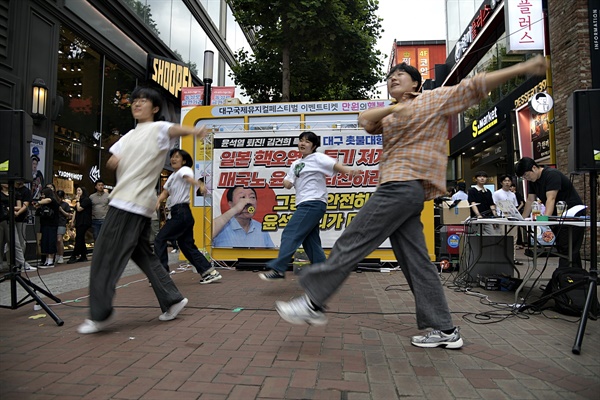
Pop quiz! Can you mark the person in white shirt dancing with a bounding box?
[77,86,208,334]
[259,131,357,281]
[154,148,222,284]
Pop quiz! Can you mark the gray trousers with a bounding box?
[0,221,28,268]
[300,181,454,331]
[88,207,185,322]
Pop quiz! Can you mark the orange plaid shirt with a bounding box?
[377,73,488,201]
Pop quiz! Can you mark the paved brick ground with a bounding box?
[0,256,598,399]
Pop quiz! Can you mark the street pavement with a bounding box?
[0,249,598,399]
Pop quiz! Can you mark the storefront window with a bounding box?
[55,26,102,194]
[101,59,137,182]
[460,42,528,130]
[54,26,140,196]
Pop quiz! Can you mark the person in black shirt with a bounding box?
[34,187,60,267]
[515,157,585,269]
[55,190,72,264]
[467,170,498,235]
[68,186,92,263]
[14,180,31,253]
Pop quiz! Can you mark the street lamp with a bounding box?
[203,50,214,106]
[32,78,48,123]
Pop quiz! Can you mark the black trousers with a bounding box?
[89,207,185,322]
[154,203,211,274]
[72,224,90,259]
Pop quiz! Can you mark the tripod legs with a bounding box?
[2,271,64,326]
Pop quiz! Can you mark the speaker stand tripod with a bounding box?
[0,181,63,326]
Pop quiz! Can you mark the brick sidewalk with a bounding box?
[0,263,598,399]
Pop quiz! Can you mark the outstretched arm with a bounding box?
[484,55,548,92]
[168,125,209,139]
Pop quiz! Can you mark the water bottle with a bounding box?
[531,201,541,221]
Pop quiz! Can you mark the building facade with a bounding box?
[1,0,251,196]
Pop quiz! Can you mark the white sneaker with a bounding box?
[24,264,37,272]
[275,295,328,326]
[56,256,65,264]
[170,249,178,253]
[77,313,115,334]
[411,327,463,349]
[159,298,188,321]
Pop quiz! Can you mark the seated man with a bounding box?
[515,157,585,269]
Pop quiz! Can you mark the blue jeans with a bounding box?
[154,203,212,274]
[92,219,104,240]
[299,181,454,331]
[267,200,327,274]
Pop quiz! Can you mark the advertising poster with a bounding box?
[30,135,46,200]
[211,129,384,249]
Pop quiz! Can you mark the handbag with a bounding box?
[36,205,55,218]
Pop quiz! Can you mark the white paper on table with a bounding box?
[565,205,586,217]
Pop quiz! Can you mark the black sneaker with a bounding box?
[259,270,285,281]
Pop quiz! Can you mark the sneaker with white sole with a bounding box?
[410,327,463,349]
[24,264,37,272]
[159,298,188,321]
[56,256,65,264]
[259,270,285,281]
[77,313,115,334]
[275,295,328,326]
[199,270,222,284]
[38,262,55,269]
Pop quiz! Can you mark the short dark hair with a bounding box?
[299,131,320,151]
[56,190,65,199]
[169,148,193,168]
[474,170,488,178]
[41,187,55,201]
[95,180,104,186]
[515,157,538,177]
[131,86,163,121]
[499,174,513,183]
[226,186,257,202]
[387,63,422,92]
[457,182,466,190]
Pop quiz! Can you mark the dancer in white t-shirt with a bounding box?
[155,149,222,284]
[259,131,357,281]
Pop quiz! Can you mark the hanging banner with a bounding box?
[505,0,545,53]
[210,129,385,249]
[30,135,46,200]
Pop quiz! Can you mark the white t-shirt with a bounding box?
[451,190,468,201]
[285,152,336,205]
[493,188,517,217]
[165,166,194,206]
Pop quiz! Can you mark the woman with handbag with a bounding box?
[34,187,60,267]
[68,186,92,264]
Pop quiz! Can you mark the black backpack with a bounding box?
[539,267,599,319]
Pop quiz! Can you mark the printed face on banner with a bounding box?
[210,130,384,248]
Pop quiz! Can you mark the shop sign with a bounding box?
[514,79,547,108]
[472,107,498,137]
[58,170,83,181]
[455,0,502,63]
[505,0,545,53]
[148,55,194,98]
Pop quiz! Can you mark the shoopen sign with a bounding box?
[472,106,498,137]
[148,55,194,98]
